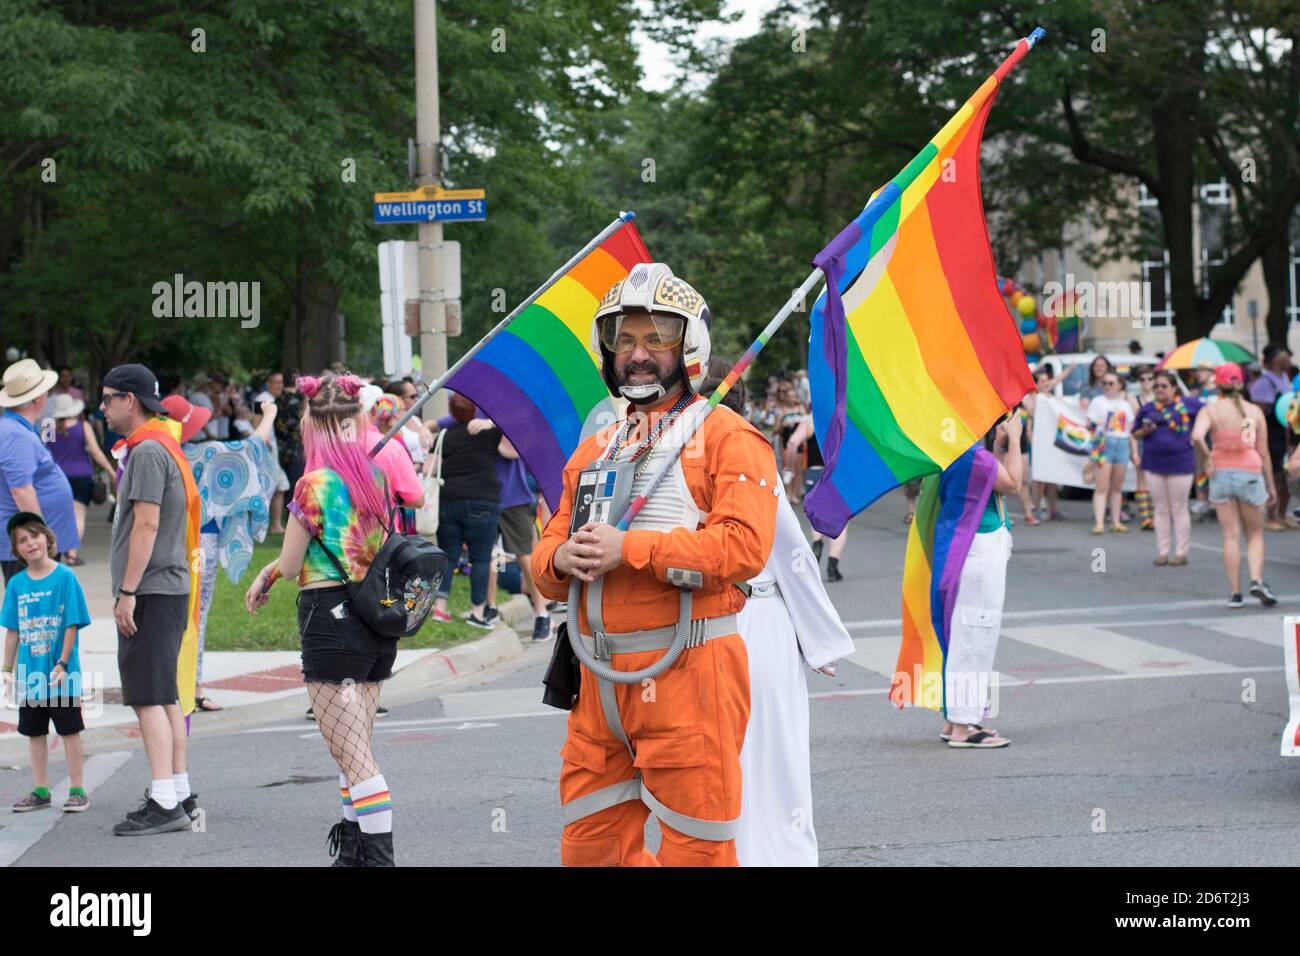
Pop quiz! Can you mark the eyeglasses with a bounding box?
[101,391,132,403]
[600,315,685,353]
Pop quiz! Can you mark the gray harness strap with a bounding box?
[565,614,743,842]
[562,778,642,825]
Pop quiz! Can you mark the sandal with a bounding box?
[194,695,223,712]
[940,723,998,742]
[947,729,1010,749]
[1169,555,1188,566]
[1153,555,1168,566]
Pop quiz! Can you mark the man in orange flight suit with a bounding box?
[532,263,778,866]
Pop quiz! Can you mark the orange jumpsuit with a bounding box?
[532,393,778,866]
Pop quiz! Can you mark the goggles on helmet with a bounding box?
[599,314,685,354]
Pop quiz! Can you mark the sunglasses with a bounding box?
[101,391,133,403]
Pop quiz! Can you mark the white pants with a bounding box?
[736,592,818,866]
[945,526,1011,725]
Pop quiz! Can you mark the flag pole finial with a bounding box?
[1027,26,1046,47]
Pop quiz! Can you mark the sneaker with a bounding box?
[62,792,90,813]
[1227,592,1244,609]
[532,615,553,642]
[465,614,493,630]
[13,791,51,813]
[306,707,316,721]
[460,605,500,623]
[431,609,452,624]
[376,706,389,718]
[181,794,199,819]
[1249,580,1278,607]
[112,797,191,836]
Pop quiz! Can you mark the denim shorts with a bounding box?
[297,585,396,684]
[1208,468,1268,507]
[1099,435,1131,466]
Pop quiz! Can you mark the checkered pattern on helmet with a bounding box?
[654,277,703,317]
[598,279,626,310]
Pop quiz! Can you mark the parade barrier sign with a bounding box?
[1283,616,1300,756]
[1030,394,1136,492]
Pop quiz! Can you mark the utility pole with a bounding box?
[414,0,448,421]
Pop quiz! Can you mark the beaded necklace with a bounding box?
[1152,398,1191,434]
[604,392,697,478]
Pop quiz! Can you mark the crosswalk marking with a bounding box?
[846,636,1009,687]
[439,686,546,719]
[1001,625,1229,674]
[1178,616,1280,646]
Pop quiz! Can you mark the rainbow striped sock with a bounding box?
[349,774,392,834]
[339,773,357,823]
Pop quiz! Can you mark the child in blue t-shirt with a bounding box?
[0,513,91,813]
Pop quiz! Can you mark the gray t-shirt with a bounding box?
[110,440,191,596]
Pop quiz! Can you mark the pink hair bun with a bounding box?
[336,375,364,397]
[296,375,322,399]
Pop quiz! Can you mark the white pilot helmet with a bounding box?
[591,262,712,402]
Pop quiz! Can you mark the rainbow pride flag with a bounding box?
[804,32,1040,537]
[892,444,998,711]
[446,222,652,509]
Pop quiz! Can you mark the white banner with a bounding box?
[1284,616,1300,757]
[1030,394,1136,492]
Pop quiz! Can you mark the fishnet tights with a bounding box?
[307,680,383,783]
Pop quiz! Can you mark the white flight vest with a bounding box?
[599,402,708,534]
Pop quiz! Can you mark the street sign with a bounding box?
[373,185,486,224]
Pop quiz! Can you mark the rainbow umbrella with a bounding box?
[1158,338,1254,370]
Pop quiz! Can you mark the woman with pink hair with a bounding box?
[244,372,398,866]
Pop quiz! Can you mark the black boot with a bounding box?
[826,557,843,582]
[327,820,363,867]
[359,830,396,867]
[812,539,824,563]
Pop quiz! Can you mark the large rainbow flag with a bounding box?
[446,222,652,509]
[892,443,998,711]
[804,32,1040,537]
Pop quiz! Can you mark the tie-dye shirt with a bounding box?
[288,468,387,586]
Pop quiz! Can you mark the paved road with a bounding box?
[6,491,1299,866]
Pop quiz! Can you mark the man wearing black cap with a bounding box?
[100,364,196,836]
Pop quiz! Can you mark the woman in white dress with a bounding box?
[705,366,855,866]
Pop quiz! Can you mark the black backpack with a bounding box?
[310,497,448,640]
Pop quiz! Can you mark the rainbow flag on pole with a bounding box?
[446,222,652,509]
[892,443,998,711]
[804,31,1041,537]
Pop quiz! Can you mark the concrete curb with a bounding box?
[0,595,531,766]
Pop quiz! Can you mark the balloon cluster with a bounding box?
[998,277,1047,361]
[998,277,1083,362]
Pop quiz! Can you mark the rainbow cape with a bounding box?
[892,444,998,711]
[125,418,202,717]
[446,222,652,509]
[805,33,1040,537]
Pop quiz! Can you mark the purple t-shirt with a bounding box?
[50,419,93,479]
[496,457,534,510]
[0,412,79,559]
[1249,369,1293,406]
[1134,396,1202,475]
